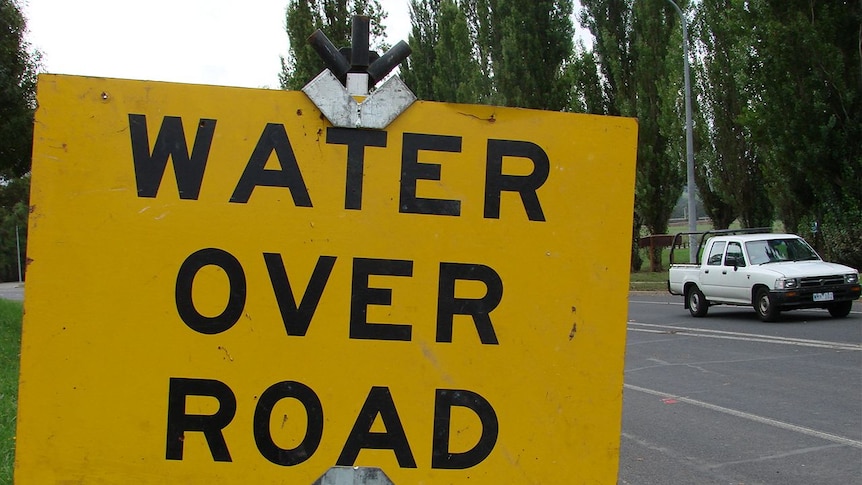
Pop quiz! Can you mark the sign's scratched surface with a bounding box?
[15,74,638,483]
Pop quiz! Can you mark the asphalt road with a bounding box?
[621,292,862,485]
[0,281,23,301]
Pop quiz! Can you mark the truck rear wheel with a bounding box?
[827,301,852,318]
[687,286,709,317]
[754,288,780,322]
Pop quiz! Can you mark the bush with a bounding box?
[820,220,862,270]
[0,176,28,282]
[798,209,862,270]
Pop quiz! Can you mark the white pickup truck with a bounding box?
[667,229,861,321]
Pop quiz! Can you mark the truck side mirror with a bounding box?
[726,255,743,269]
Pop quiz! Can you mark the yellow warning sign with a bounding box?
[15,74,637,483]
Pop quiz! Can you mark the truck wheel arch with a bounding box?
[686,284,709,317]
[753,286,780,322]
[683,283,698,309]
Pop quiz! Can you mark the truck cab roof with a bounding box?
[708,233,800,242]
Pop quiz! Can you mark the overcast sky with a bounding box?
[22,0,412,89]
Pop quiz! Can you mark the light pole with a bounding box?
[665,0,698,262]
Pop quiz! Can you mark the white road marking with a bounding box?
[627,322,862,351]
[625,383,862,449]
[629,299,684,306]
[629,297,862,315]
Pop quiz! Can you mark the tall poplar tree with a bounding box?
[744,0,862,266]
[490,0,575,110]
[690,87,736,229]
[401,0,484,103]
[404,0,574,109]
[280,0,387,90]
[633,0,686,270]
[578,0,636,117]
[400,0,440,100]
[693,0,772,229]
[580,0,687,271]
[432,0,484,103]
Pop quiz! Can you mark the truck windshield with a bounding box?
[745,238,820,264]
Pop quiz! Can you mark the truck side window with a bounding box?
[725,242,746,267]
[707,241,726,266]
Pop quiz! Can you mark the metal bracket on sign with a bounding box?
[302,70,416,129]
[302,16,416,130]
[311,466,395,485]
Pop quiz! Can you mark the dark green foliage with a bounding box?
[693,155,736,229]
[568,47,608,114]
[280,0,318,90]
[279,0,387,90]
[743,0,862,268]
[403,0,574,108]
[668,0,860,266]
[432,1,484,103]
[631,0,687,241]
[0,176,27,282]
[401,0,485,103]
[690,65,735,229]
[400,0,439,100]
[818,208,862,270]
[0,1,35,283]
[630,211,644,272]
[489,0,575,110]
[578,0,636,117]
[0,0,38,179]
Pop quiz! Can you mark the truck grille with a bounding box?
[800,275,844,288]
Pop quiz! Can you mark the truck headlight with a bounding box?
[846,273,859,284]
[775,277,799,289]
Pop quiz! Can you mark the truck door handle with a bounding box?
[722,270,727,275]
[704,270,709,274]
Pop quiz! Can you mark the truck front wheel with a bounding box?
[754,288,780,322]
[827,301,852,318]
[687,286,709,317]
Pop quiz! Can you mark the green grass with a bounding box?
[629,269,669,291]
[630,238,684,291]
[0,299,23,485]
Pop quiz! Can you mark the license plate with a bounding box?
[813,292,834,302]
